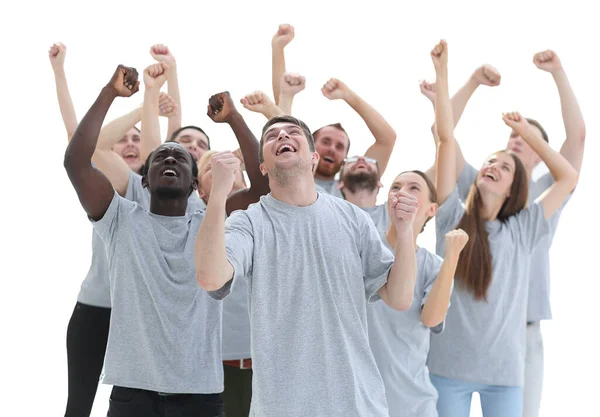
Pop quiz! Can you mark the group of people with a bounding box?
[52,24,585,417]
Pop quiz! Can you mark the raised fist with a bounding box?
[240,91,274,115]
[390,191,419,231]
[419,80,436,102]
[502,111,530,133]
[280,72,306,96]
[49,43,67,71]
[210,151,242,200]
[143,62,168,90]
[471,64,501,87]
[158,92,178,118]
[321,78,351,101]
[108,65,140,97]
[207,91,238,123]
[533,50,562,73]
[444,229,469,258]
[272,24,295,49]
[150,44,176,67]
[430,40,448,70]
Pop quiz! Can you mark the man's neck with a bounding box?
[149,196,189,216]
[343,187,379,208]
[270,174,318,207]
[314,171,336,182]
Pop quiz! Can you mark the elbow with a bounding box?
[196,273,220,292]
[388,294,413,311]
[421,314,444,329]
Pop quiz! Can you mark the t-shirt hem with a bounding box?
[429,371,522,388]
[76,293,111,308]
[222,353,252,360]
[101,377,223,394]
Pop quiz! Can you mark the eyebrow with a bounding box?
[266,124,299,135]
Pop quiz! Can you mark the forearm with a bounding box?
[421,253,458,327]
[97,106,141,150]
[522,125,577,183]
[278,93,293,115]
[384,232,417,310]
[264,103,285,119]
[140,89,162,162]
[65,87,116,166]
[434,69,458,202]
[451,77,478,127]
[195,197,231,290]
[53,69,78,140]
[346,92,396,148]
[272,47,286,105]
[227,113,266,190]
[166,62,182,139]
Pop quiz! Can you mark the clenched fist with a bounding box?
[430,40,448,71]
[107,65,140,97]
[419,80,436,102]
[390,191,419,232]
[207,91,239,123]
[210,151,242,200]
[150,44,177,67]
[533,50,562,73]
[49,42,67,71]
[159,92,178,118]
[471,65,501,87]
[143,62,169,90]
[272,24,295,49]
[321,78,352,101]
[444,229,469,258]
[280,72,306,97]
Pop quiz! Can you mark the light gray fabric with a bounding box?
[429,187,550,386]
[92,192,222,394]
[368,247,445,417]
[218,192,394,417]
[314,178,344,199]
[456,164,570,322]
[222,273,251,360]
[363,203,390,237]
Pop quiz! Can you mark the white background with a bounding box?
[1,0,597,416]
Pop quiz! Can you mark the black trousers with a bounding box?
[222,364,252,417]
[65,302,111,417]
[107,387,224,417]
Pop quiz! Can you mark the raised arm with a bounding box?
[195,152,240,291]
[502,112,578,219]
[322,78,397,176]
[151,44,182,141]
[432,41,456,205]
[240,91,284,120]
[64,66,139,220]
[533,50,586,173]
[49,43,78,140]
[278,72,306,115]
[207,92,271,213]
[423,65,501,181]
[421,230,468,328]
[140,62,169,163]
[378,192,418,310]
[271,24,295,105]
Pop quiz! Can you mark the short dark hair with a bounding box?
[312,123,350,155]
[168,125,211,149]
[525,118,549,144]
[142,147,199,179]
[259,116,315,164]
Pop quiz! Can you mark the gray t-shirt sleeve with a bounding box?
[89,191,130,246]
[457,163,478,202]
[420,253,448,335]
[436,188,466,238]
[508,202,551,253]
[359,211,395,303]
[211,211,254,301]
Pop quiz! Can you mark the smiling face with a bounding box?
[387,171,438,233]
[260,122,318,180]
[112,127,142,172]
[172,128,210,161]
[143,143,198,199]
[340,155,380,193]
[313,126,349,178]
[476,151,517,199]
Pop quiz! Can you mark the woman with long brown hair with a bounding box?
[426,40,577,417]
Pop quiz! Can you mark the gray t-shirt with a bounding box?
[363,203,390,236]
[76,171,204,308]
[368,247,445,417]
[457,164,570,322]
[314,178,344,199]
[216,192,394,417]
[222,272,251,361]
[428,187,550,386]
[92,192,223,394]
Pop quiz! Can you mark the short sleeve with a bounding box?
[90,191,133,248]
[435,187,466,256]
[457,163,478,202]
[208,211,254,301]
[507,202,551,253]
[420,253,450,335]
[358,211,394,303]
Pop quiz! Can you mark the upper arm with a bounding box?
[64,156,116,221]
[537,180,576,221]
[364,141,395,178]
[560,136,585,174]
[225,212,255,281]
[91,149,131,196]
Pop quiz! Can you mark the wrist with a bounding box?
[226,111,243,126]
[551,67,566,78]
[144,87,161,96]
[102,85,119,100]
[443,249,461,263]
[344,90,360,107]
[395,225,414,241]
[53,67,66,77]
